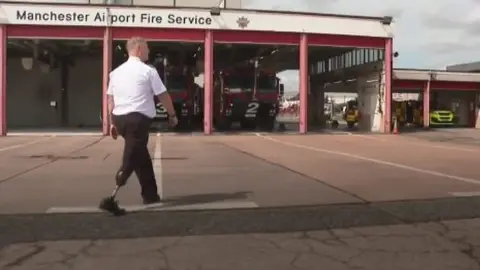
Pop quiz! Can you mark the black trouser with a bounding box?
[112,112,158,200]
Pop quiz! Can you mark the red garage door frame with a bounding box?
[4,25,105,136]
[394,79,479,91]
[213,31,386,48]
[430,81,479,91]
[393,80,424,89]
[111,28,205,42]
[308,34,385,48]
[7,25,104,39]
[213,30,299,45]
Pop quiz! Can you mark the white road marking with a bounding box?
[45,201,259,214]
[324,130,353,135]
[0,136,55,153]
[154,133,163,199]
[350,133,480,153]
[255,133,480,186]
[399,140,480,153]
[7,132,102,136]
[349,134,387,141]
[449,191,480,197]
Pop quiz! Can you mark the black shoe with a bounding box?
[99,196,127,216]
[143,194,161,205]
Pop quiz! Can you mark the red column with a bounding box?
[299,34,308,134]
[102,27,112,136]
[384,38,393,133]
[423,80,430,128]
[0,25,6,136]
[203,30,213,135]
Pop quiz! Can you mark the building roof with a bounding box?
[394,68,480,82]
[445,62,480,72]
[1,0,387,21]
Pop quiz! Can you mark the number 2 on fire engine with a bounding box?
[246,102,259,114]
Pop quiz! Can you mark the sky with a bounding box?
[241,0,480,94]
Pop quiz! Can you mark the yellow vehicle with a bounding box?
[343,99,360,128]
[429,110,456,126]
[413,105,423,126]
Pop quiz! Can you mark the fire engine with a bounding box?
[213,65,280,131]
[152,58,201,131]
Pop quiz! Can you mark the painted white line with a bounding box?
[350,133,480,153]
[8,132,102,136]
[255,133,480,186]
[45,200,259,214]
[402,140,480,153]
[449,191,480,197]
[324,130,352,135]
[349,134,387,141]
[0,136,55,153]
[154,133,163,200]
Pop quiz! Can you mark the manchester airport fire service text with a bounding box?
[16,10,213,26]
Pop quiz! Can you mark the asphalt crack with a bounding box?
[2,243,46,269]
[155,237,184,270]
[54,240,98,268]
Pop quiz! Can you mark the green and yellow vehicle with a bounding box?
[429,109,456,126]
[343,99,360,129]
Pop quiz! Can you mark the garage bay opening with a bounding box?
[213,43,297,132]
[6,39,103,133]
[309,47,386,132]
[112,40,203,133]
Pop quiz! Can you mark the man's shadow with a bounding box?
[151,191,253,208]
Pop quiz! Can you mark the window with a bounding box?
[359,49,365,64]
[166,74,189,90]
[257,74,277,90]
[379,50,385,61]
[345,52,351,67]
[367,49,373,62]
[372,49,378,61]
[223,74,253,89]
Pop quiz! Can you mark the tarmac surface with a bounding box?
[2,129,480,269]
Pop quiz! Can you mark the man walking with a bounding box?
[103,37,177,208]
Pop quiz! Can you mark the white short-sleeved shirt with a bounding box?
[107,57,167,119]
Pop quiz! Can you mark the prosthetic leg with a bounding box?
[99,185,127,216]
[99,170,130,216]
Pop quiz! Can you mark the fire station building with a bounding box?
[0,0,478,135]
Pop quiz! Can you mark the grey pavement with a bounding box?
[2,131,480,269]
[3,217,480,270]
[400,128,480,147]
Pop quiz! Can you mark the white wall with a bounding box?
[357,69,384,132]
[6,57,102,129]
